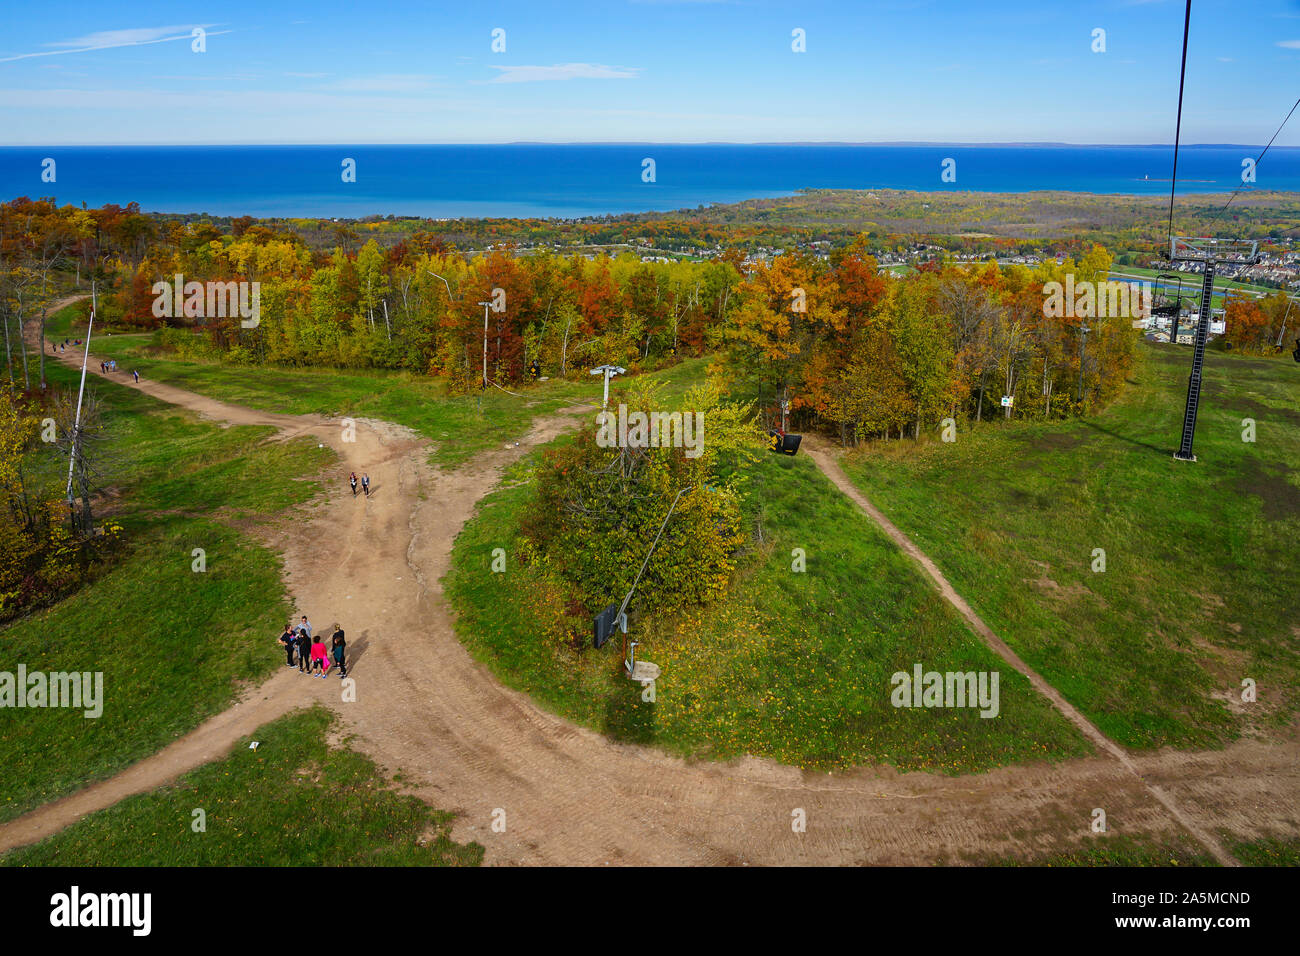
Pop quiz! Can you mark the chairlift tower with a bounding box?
[1167,237,1260,462]
[592,487,691,686]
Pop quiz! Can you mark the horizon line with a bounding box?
[0,140,1290,149]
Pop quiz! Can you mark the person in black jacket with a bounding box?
[278,623,297,667]
[295,628,312,674]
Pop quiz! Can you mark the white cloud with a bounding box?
[1278,40,1300,48]
[46,26,200,48]
[487,63,640,83]
[0,24,229,63]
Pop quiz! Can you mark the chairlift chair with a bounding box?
[1150,270,1185,318]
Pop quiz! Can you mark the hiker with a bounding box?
[295,627,312,674]
[361,473,371,497]
[299,615,312,639]
[132,370,140,383]
[278,623,297,667]
[349,472,358,497]
[330,625,347,679]
[309,635,330,678]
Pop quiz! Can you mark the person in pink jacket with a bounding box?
[309,638,330,678]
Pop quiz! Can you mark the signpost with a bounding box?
[589,364,625,409]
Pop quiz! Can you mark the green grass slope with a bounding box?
[2,706,482,866]
[841,342,1300,750]
[0,361,330,823]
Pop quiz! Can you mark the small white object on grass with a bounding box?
[249,741,260,751]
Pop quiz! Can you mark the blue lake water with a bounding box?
[1,144,1295,219]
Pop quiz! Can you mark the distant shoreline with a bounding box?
[3,143,1296,221]
[2,142,1297,150]
[6,185,1300,224]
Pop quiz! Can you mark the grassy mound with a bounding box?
[448,437,1090,773]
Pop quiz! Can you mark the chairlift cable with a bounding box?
[1215,93,1300,223]
[1165,0,1193,246]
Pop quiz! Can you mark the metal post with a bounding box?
[1077,324,1089,404]
[473,299,492,390]
[616,486,690,673]
[66,281,95,501]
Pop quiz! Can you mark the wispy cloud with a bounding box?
[0,24,230,63]
[487,63,641,83]
[47,26,198,48]
[1278,39,1300,48]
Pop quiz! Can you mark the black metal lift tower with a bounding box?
[1168,236,1260,462]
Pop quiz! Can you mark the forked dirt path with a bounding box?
[3,304,1297,864]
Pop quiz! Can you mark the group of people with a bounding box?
[349,472,371,498]
[44,339,141,382]
[96,359,138,381]
[278,616,347,679]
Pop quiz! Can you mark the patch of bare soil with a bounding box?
[1025,559,1095,604]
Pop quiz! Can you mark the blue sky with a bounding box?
[2,0,1298,145]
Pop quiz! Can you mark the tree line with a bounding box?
[4,198,1145,439]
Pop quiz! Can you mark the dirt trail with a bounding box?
[3,306,1297,864]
